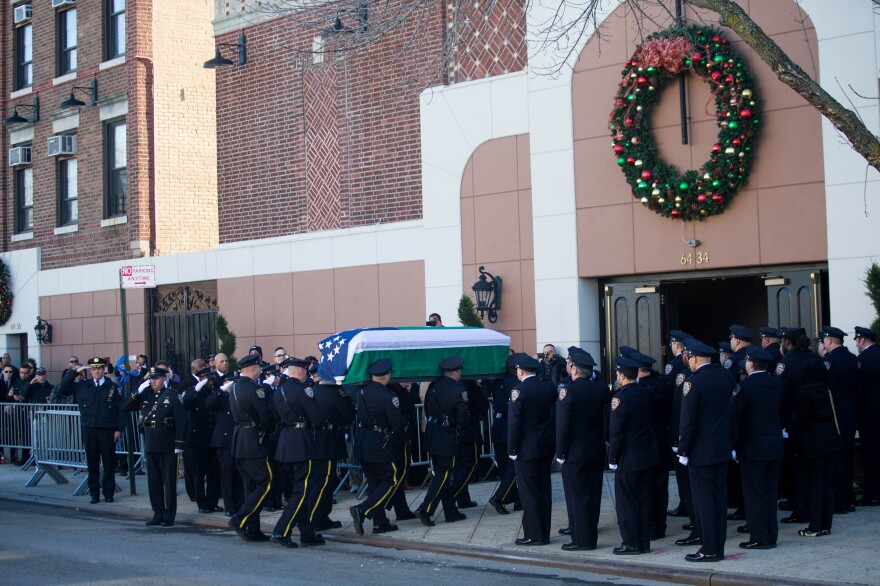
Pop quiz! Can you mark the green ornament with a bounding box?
[728,120,739,130]
[713,55,723,62]
[638,181,648,189]
[617,157,625,166]
[679,181,689,191]
[712,179,721,187]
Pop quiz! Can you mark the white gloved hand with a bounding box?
[609,463,618,471]
[195,379,208,392]
[221,381,234,392]
[555,458,565,465]
[174,449,183,454]
[782,428,789,439]
[509,454,518,461]
[732,450,738,462]
[137,380,150,393]
[264,375,276,386]
[678,455,689,466]
[671,446,679,454]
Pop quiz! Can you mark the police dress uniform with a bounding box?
[181,372,221,512]
[637,369,674,538]
[228,354,277,540]
[57,358,127,503]
[206,379,244,516]
[730,356,784,548]
[855,328,880,506]
[555,357,609,550]
[664,331,693,519]
[677,340,735,561]
[488,359,520,510]
[351,360,408,534]
[509,355,557,545]
[384,382,418,520]
[451,378,487,509]
[311,381,356,529]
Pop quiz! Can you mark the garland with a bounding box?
[609,25,760,220]
[0,259,12,326]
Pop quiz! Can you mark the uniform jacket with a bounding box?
[608,382,658,471]
[314,382,356,460]
[555,376,608,462]
[274,378,322,463]
[489,374,518,445]
[508,375,556,460]
[824,345,859,434]
[777,348,820,426]
[206,388,235,450]
[678,363,734,466]
[229,376,276,459]
[423,376,470,457]
[669,367,691,447]
[58,369,127,430]
[458,379,488,449]
[795,382,842,461]
[124,386,186,453]
[730,345,753,381]
[181,376,216,449]
[765,342,782,365]
[857,344,880,423]
[355,381,407,464]
[729,371,784,462]
[640,372,673,447]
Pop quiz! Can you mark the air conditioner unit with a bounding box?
[9,146,32,167]
[52,0,75,8]
[13,4,32,24]
[47,135,77,157]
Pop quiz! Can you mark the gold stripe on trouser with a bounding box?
[500,473,516,501]
[309,460,331,522]
[386,443,409,506]
[364,462,397,516]
[453,443,479,498]
[424,456,454,513]
[283,460,312,536]
[239,457,273,530]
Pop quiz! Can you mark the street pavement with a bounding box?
[0,462,874,585]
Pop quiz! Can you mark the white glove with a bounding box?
[137,380,150,393]
[732,450,738,462]
[195,379,208,392]
[609,463,618,471]
[264,375,276,386]
[509,454,518,461]
[174,449,183,454]
[555,458,565,465]
[671,446,679,454]
[221,381,234,392]
[678,455,689,466]
[782,428,789,439]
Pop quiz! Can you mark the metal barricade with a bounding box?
[0,402,78,469]
[26,410,87,490]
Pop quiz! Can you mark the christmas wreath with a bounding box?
[0,259,12,326]
[609,25,760,220]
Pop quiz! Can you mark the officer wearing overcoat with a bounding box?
[205,371,243,516]
[488,355,520,514]
[311,376,356,530]
[450,379,488,509]
[855,326,880,506]
[181,362,221,514]
[57,357,127,504]
[665,330,693,520]
[384,382,418,521]
[124,366,187,526]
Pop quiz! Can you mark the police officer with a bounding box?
[228,353,276,542]
[509,354,556,546]
[855,326,880,506]
[57,357,127,504]
[488,355,520,514]
[351,359,408,535]
[125,366,186,525]
[205,368,243,517]
[181,360,222,514]
[609,356,658,555]
[665,330,693,520]
[451,378,487,510]
[730,347,784,549]
[677,338,735,562]
[415,357,469,526]
[555,352,608,551]
[818,326,859,513]
[728,324,756,381]
[272,357,325,547]
[384,381,418,522]
[760,327,782,364]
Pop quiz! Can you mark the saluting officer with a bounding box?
[555,352,608,551]
[609,356,659,555]
[665,330,693,521]
[855,326,880,506]
[228,353,277,542]
[206,369,243,517]
[416,356,470,526]
[124,366,186,526]
[677,339,735,562]
[181,360,222,514]
[351,359,408,536]
[272,357,325,548]
[57,357,127,504]
[509,354,557,546]
[730,347,784,549]
[488,355,520,514]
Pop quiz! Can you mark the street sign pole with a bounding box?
[119,267,136,496]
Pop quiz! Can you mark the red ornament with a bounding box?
[712,194,724,204]
[640,170,652,180]
[711,71,722,82]
[712,143,722,153]
[697,194,707,203]
[631,136,640,145]
[671,210,682,218]
[616,98,624,106]
[732,138,742,147]
[712,35,720,42]
[725,75,734,83]
[613,144,624,154]
[637,76,648,85]
[626,157,635,165]
[624,117,634,127]
[692,52,702,62]
[740,108,753,119]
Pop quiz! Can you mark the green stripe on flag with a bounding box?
[343,344,509,384]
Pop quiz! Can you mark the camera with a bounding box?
[426,320,436,327]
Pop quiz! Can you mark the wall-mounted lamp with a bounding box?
[204,34,247,68]
[59,78,98,109]
[471,266,502,323]
[323,5,368,35]
[34,317,52,345]
[3,97,39,126]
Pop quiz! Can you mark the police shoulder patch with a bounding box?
[462,390,469,402]
[775,363,785,376]
[675,373,686,387]
[723,359,732,369]
[391,396,400,408]
[732,384,741,397]
[611,397,620,411]
[304,386,315,399]
[558,388,568,401]
[256,388,265,399]
[664,363,673,375]
[682,382,692,396]
[823,361,832,371]
[511,389,520,403]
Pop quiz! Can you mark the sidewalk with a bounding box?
[0,462,873,585]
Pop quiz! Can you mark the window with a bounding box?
[106,0,126,59]
[15,22,33,90]
[15,166,34,234]
[58,158,78,226]
[58,8,77,75]
[106,120,127,217]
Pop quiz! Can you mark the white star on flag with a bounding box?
[338,339,346,346]
[327,354,334,362]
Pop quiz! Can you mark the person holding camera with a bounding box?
[426,313,444,327]
[124,366,186,526]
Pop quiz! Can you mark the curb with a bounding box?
[0,494,842,586]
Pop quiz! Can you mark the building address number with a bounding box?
[681,251,710,265]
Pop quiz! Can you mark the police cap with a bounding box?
[148,366,169,379]
[729,324,754,341]
[505,354,518,369]
[669,330,691,342]
[571,352,596,368]
[195,367,213,378]
[567,346,586,357]
[621,347,655,367]
[237,354,262,369]
[685,339,716,357]
[855,326,877,340]
[439,356,464,371]
[87,357,106,368]
[514,353,540,372]
[616,356,642,370]
[819,325,846,340]
[35,367,46,375]
[281,357,311,369]
[368,359,393,376]
[779,327,806,339]
[718,341,733,354]
[759,327,779,339]
[745,347,773,363]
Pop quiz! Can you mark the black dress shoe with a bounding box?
[848,504,857,512]
[682,522,693,531]
[675,536,702,546]
[160,521,174,527]
[90,497,100,504]
[350,506,365,536]
[395,511,417,522]
[105,496,114,503]
[457,500,478,509]
[558,527,572,535]
[272,533,299,548]
[314,520,342,531]
[667,507,688,517]
[225,511,234,518]
[199,508,212,514]
[685,552,723,562]
[445,512,467,523]
[737,524,750,534]
[515,538,547,546]
[513,502,523,511]
[264,506,279,513]
[561,543,595,551]
[145,519,161,526]
[416,510,435,527]
[650,530,665,540]
[727,510,745,521]
[248,531,271,542]
[229,517,253,541]
[781,514,805,524]
[612,545,643,555]
[208,505,224,513]
[488,496,509,515]
[373,524,399,535]
[739,541,775,549]
[300,534,326,546]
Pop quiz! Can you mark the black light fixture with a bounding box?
[204,34,247,68]
[471,266,503,323]
[59,78,98,109]
[34,317,52,345]
[3,97,40,126]
[323,5,367,35]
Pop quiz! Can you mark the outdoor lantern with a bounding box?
[34,317,52,344]
[204,34,247,68]
[471,266,502,323]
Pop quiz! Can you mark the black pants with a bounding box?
[451,442,479,506]
[385,442,413,517]
[273,460,319,539]
[833,432,856,510]
[233,457,273,535]
[650,460,670,536]
[741,458,781,545]
[673,458,696,536]
[615,466,652,550]
[313,460,338,525]
[803,453,835,532]
[562,460,603,547]
[146,451,178,523]
[183,446,196,502]
[492,444,519,505]
[419,454,457,518]
[216,447,244,514]
[358,460,395,526]
[859,425,880,502]
[515,456,552,542]
[689,462,727,557]
[82,427,116,499]
[190,446,220,509]
[727,459,743,511]
[267,445,288,508]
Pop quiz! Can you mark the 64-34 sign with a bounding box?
[120,265,156,289]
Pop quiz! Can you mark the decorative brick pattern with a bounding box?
[447,0,527,84]
[303,64,341,232]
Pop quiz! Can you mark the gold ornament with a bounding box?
[634,159,643,167]
[742,89,753,98]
